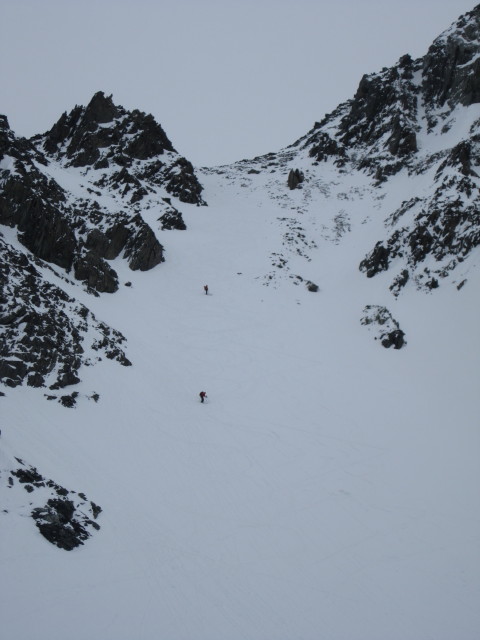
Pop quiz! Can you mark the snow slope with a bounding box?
[1,151,479,640]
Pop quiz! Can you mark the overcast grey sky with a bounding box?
[1,0,476,166]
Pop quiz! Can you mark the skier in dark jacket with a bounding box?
[199,391,207,403]
[204,285,208,295]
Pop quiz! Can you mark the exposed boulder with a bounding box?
[361,305,406,349]
[381,329,406,349]
[6,458,102,551]
[287,168,304,190]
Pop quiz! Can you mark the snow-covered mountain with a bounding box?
[1,6,479,640]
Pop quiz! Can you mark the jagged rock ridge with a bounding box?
[0,112,165,293]
[37,91,206,206]
[266,4,480,295]
[1,92,207,393]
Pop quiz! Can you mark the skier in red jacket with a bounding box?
[199,391,207,403]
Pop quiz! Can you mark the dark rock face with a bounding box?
[286,5,480,294]
[1,116,165,293]
[360,134,480,291]
[0,119,77,271]
[42,91,174,165]
[381,329,406,350]
[287,168,304,190]
[7,458,102,550]
[359,242,390,278]
[339,61,419,157]
[126,111,174,160]
[123,214,164,270]
[85,224,130,260]
[0,239,131,390]
[18,208,76,271]
[295,6,480,188]
[73,252,119,293]
[162,157,207,204]
[39,91,205,206]
[297,57,420,181]
[437,138,479,178]
[159,200,187,230]
[390,269,410,297]
[0,94,198,396]
[32,497,98,550]
[308,131,346,163]
[422,7,480,110]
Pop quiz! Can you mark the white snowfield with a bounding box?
[1,126,480,640]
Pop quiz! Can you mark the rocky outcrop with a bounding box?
[361,305,406,349]
[359,242,390,278]
[123,214,164,270]
[296,54,420,181]
[0,238,131,390]
[289,5,480,294]
[338,57,419,157]
[41,91,175,165]
[73,252,119,293]
[162,156,206,204]
[38,91,206,206]
[1,116,165,293]
[159,199,187,230]
[5,457,102,550]
[422,6,480,112]
[295,6,480,187]
[287,168,304,190]
[308,130,346,163]
[360,132,480,292]
[0,118,77,270]
[0,94,199,396]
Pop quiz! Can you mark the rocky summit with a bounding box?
[0,92,210,394]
